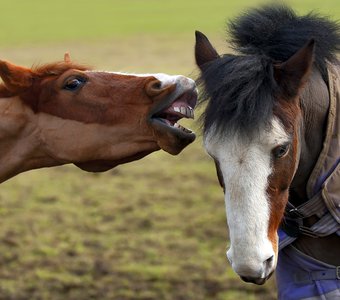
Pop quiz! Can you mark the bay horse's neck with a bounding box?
[0,96,58,182]
[290,68,330,205]
[290,66,340,266]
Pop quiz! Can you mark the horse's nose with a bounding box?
[239,256,274,285]
[145,79,176,97]
[236,255,274,283]
[228,247,275,282]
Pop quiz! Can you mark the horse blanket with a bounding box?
[277,63,340,299]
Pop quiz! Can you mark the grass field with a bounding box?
[0,1,339,299]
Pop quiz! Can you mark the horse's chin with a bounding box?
[74,150,157,172]
[151,119,196,155]
[240,271,274,285]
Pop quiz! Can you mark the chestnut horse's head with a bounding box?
[0,54,197,174]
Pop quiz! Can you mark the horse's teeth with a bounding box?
[172,122,193,134]
[171,105,194,118]
[187,107,194,119]
[189,107,194,119]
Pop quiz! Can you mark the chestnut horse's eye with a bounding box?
[272,144,290,159]
[63,77,86,91]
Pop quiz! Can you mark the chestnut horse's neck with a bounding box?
[0,96,57,182]
[290,67,330,204]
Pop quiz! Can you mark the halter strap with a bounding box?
[294,266,340,284]
[281,196,340,238]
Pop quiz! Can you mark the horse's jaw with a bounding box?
[148,87,197,155]
[73,148,159,172]
[150,119,195,155]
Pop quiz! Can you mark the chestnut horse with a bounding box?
[0,54,197,183]
[195,5,340,299]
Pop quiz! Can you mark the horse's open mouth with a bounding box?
[150,89,197,137]
[153,105,194,133]
[148,87,197,155]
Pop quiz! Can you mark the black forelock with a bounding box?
[198,54,278,137]
[198,5,340,137]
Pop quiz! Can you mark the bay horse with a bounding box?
[0,53,197,183]
[195,5,340,299]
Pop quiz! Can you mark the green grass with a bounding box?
[0,0,339,46]
[0,1,339,299]
[0,142,278,300]
[0,0,247,45]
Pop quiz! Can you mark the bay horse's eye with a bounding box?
[63,77,87,91]
[272,144,290,159]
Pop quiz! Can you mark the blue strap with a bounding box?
[294,266,340,284]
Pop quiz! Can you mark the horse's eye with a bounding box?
[273,144,290,159]
[63,77,86,91]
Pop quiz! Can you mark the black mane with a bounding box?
[228,5,340,77]
[199,5,340,137]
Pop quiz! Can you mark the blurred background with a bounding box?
[0,1,338,299]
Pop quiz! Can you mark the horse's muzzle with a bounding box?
[240,270,274,285]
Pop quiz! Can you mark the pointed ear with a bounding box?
[64,52,71,63]
[195,31,219,70]
[274,39,315,99]
[0,60,33,92]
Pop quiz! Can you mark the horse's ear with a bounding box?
[195,31,219,70]
[274,39,315,99]
[0,60,33,92]
[64,52,71,63]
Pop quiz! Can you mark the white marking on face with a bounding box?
[204,117,289,279]
[89,71,196,92]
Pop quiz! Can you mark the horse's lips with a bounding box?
[149,88,197,153]
[150,119,195,155]
[240,270,274,285]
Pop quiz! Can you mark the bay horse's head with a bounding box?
[195,5,340,284]
[195,32,314,284]
[0,54,197,175]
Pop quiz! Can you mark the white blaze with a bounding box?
[204,118,289,278]
[89,71,196,91]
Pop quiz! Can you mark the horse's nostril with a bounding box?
[266,255,274,264]
[264,255,274,273]
[151,81,162,90]
[145,79,164,96]
[153,82,162,89]
[266,255,274,267]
